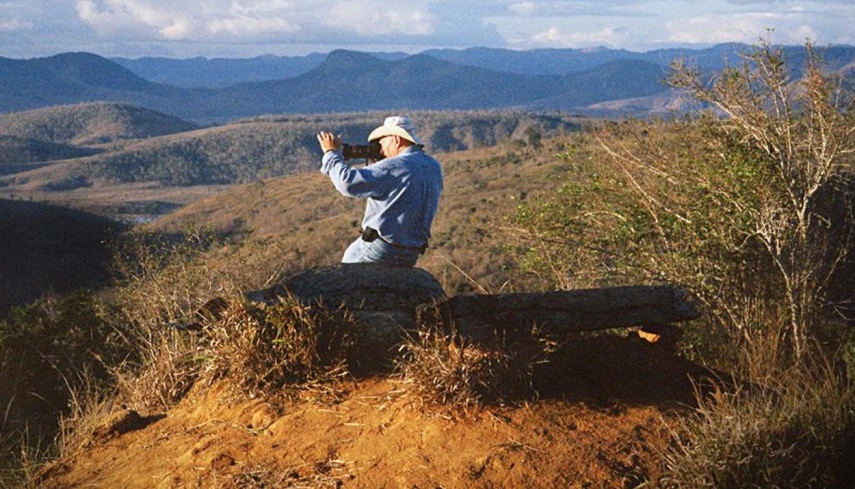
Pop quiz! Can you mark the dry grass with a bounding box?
[229,458,352,488]
[0,429,43,489]
[55,369,120,460]
[107,227,297,410]
[112,328,204,412]
[198,296,360,399]
[111,294,365,410]
[661,349,855,488]
[395,321,557,407]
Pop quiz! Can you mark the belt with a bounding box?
[361,227,427,254]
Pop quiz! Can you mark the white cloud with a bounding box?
[528,26,627,48]
[159,19,194,40]
[666,12,818,45]
[508,1,539,15]
[506,0,650,18]
[76,0,184,38]
[206,0,300,36]
[326,1,435,36]
[207,16,300,36]
[73,0,438,44]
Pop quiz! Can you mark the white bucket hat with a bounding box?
[367,116,423,145]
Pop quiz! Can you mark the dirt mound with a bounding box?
[37,334,712,488]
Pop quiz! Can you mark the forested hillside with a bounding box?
[0,135,96,171]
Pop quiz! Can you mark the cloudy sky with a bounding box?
[1,0,853,59]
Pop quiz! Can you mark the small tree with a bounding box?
[669,39,855,359]
[509,40,854,366]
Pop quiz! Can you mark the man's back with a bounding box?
[317,116,443,267]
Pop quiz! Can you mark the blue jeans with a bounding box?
[341,238,420,267]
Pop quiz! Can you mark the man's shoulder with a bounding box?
[383,148,432,164]
[405,148,440,164]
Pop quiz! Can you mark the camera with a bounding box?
[343,141,383,161]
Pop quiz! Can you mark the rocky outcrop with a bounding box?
[244,264,699,345]
[418,285,700,341]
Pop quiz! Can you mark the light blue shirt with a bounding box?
[321,146,443,248]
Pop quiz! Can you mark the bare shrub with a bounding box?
[110,227,271,325]
[668,39,855,360]
[510,40,854,366]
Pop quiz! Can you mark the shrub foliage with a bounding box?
[511,40,855,365]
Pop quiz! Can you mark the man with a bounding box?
[317,116,443,267]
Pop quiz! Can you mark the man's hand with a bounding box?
[317,131,342,153]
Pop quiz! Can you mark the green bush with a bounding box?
[0,291,119,455]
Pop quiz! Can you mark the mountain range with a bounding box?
[3,44,852,123]
[111,43,855,87]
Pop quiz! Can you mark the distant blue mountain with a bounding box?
[0,52,192,114]
[2,44,853,122]
[112,43,855,86]
[112,53,329,88]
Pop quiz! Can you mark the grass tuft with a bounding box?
[198,295,360,399]
[396,322,556,407]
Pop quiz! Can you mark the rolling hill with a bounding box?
[0,135,96,172]
[0,126,568,314]
[0,102,199,147]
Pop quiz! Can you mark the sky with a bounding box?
[1,0,853,59]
